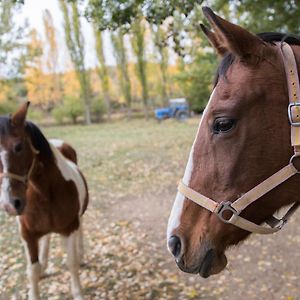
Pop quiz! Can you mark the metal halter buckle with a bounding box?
[288,103,300,126]
[290,153,300,173]
[215,201,239,224]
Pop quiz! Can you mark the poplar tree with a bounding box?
[111,30,132,117]
[60,0,92,124]
[43,9,62,107]
[152,25,169,106]
[93,26,112,120]
[131,15,149,119]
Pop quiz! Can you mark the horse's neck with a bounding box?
[28,154,56,194]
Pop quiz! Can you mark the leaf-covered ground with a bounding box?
[0,118,299,300]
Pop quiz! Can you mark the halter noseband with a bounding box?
[178,42,300,234]
[0,139,39,185]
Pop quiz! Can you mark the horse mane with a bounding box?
[25,121,54,162]
[0,116,12,136]
[214,32,300,85]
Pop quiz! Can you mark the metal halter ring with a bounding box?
[290,154,300,173]
[215,201,239,224]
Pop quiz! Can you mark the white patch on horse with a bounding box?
[167,89,216,245]
[49,138,64,148]
[0,150,10,206]
[49,142,86,215]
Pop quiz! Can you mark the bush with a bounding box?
[64,95,84,124]
[0,101,18,115]
[27,108,44,123]
[52,106,65,124]
[52,96,84,124]
[91,97,106,122]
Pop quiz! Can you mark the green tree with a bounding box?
[214,0,300,34]
[175,52,216,113]
[131,15,149,119]
[60,0,92,125]
[151,25,169,106]
[0,0,27,78]
[0,0,29,106]
[93,25,112,120]
[111,29,132,117]
[43,9,62,108]
[86,0,204,29]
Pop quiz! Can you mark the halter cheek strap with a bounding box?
[0,140,39,185]
[178,42,300,234]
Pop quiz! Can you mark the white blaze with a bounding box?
[167,89,216,243]
[0,150,10,206]
[49,141,86,215]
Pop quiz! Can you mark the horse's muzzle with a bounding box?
[1,198,25,216]
[175,246,227,278]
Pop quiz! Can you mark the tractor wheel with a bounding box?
[175,110,189,121]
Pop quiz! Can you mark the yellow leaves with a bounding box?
[62,70,80,98]
[187,288,199,299]
[25,29,62,107]
[25,69,62,107]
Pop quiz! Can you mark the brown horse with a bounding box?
[167,7,300,278]
[0,102,88,299]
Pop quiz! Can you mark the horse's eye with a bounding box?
[14,143,23,153]
[213,118,236,134]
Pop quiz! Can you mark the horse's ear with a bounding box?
[11,101,30,127]
[200,24,227,56]
[202,7,264,57]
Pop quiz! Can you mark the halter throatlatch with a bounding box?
[178,42,300,234]
[0,139,39,185]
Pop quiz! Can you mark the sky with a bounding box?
[18,0,116,69]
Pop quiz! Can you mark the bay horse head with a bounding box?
[167,7,300,278]
[0,102,39,216]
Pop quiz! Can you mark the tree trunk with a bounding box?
[60,0,92,125]
[94,27,112,121]
[111,30,132,118]
[131,17,149,119]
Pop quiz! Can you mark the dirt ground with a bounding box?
[103,187,300,300]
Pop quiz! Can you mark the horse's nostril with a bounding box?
[12,198,24,214]
[168,236,182,258]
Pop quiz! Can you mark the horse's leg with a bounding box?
[38,234,51,277]
[77,219,84,265]
[65,231,83,300]
[17,219,41,300]
[23,237,41,300]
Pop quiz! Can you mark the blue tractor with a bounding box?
[155,98,190,121]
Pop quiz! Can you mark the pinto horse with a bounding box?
[0,102,88,299]
[167,7,300,278]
